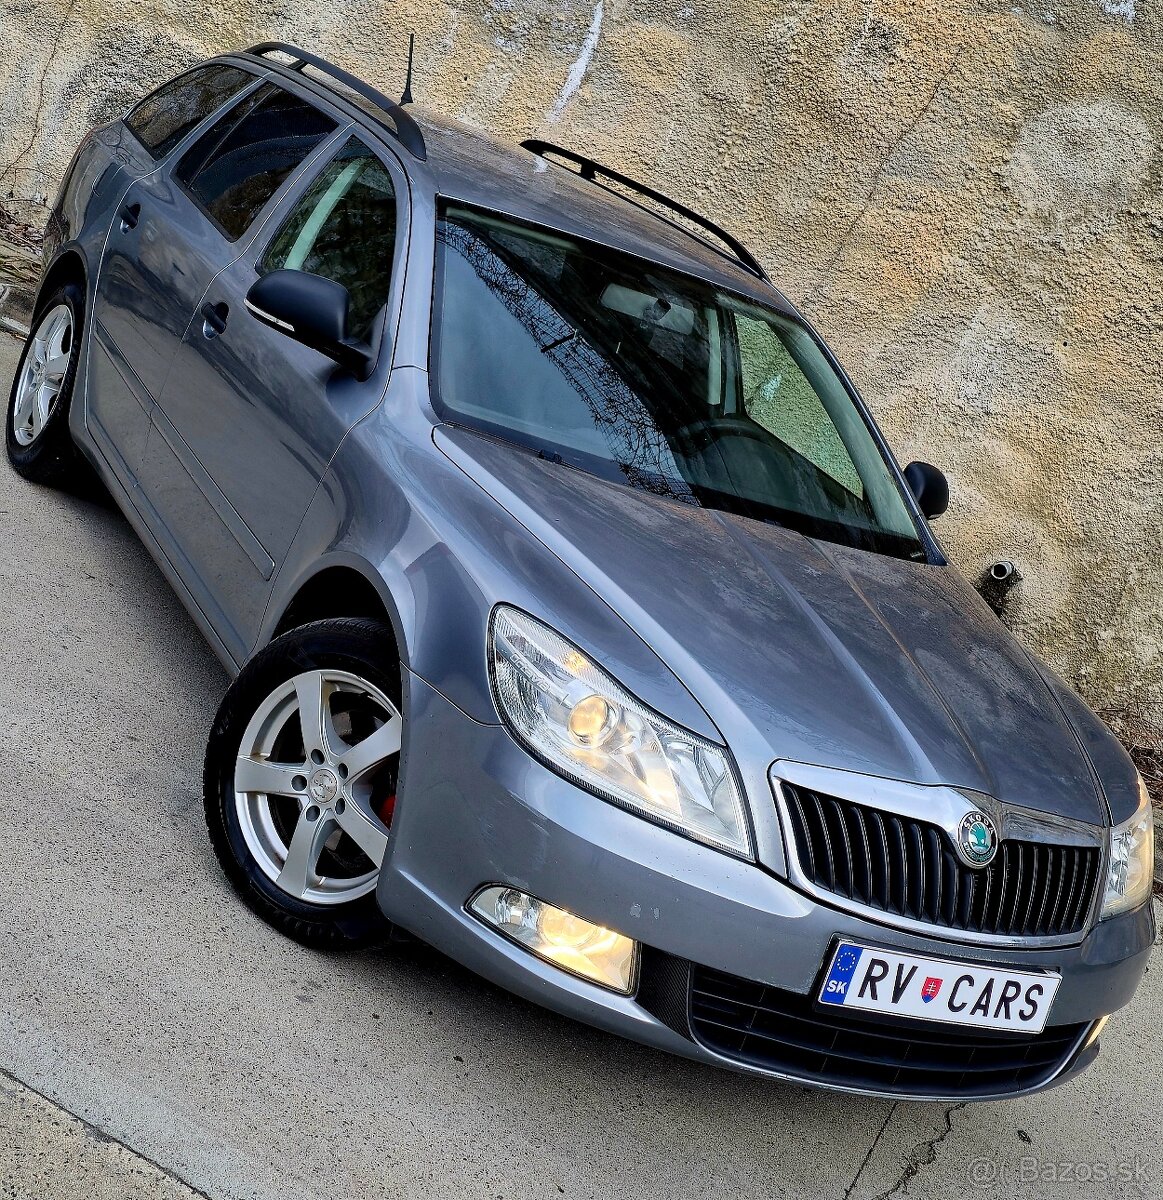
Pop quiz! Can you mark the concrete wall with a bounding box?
[1,0,1160,728]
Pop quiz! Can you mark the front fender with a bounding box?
[265,366,720,739]
[259,548,410,677]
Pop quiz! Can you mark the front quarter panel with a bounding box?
[263,366,723,742]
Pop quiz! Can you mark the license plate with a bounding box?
[818,941,1061,1034]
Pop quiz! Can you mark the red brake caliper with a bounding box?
[378,792,397,827]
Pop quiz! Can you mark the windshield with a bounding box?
[431,205,927,560]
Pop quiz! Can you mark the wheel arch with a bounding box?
[35,247,88,313]
[264,557,405,671]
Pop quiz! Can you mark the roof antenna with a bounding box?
[400,33,415,106]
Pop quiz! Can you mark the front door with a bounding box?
[140,133,405,664]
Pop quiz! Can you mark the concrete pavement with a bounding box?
[0,1071,204,1200]
[0,331,1160,1199]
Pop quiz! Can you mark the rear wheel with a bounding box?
[6,283,85,485]
[204,619,402,946]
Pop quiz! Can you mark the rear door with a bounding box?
[88,63,261,484]
[140,132,406,664]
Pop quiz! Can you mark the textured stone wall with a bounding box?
[1,0,1160,727]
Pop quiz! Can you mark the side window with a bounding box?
[174,86,338,242]
[735,313,864,497]
[124,64,255,160]
[261,137,398,341]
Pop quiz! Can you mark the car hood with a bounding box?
[436,428,1109,827]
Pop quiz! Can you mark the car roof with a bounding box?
[404,105,784,306]
[220,47,788,310]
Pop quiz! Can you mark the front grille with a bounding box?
[780,784,1099,938]
[690,965,1087,1097]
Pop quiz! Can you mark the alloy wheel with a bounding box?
[233,668,402,905]
[12,304,74,447]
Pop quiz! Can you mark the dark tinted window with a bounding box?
[124,64,254,160]
[262,138,397,341]
[175,86,337,242]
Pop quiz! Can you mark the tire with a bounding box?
[6,281,85,486]
[204,619,403,947]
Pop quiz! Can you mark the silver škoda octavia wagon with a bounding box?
[7,43,1154,1100]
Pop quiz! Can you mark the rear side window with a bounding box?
[124,64,254,160]
[174,85,338,242]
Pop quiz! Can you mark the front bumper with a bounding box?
[378,675,1155,1100]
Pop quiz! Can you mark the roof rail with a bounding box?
[244,41,426,162]
[522,140,765,281]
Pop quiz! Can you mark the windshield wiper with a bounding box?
[540,330,577,354]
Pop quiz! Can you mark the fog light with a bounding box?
[1082,1015,1110,1051]
[469,885,637,993]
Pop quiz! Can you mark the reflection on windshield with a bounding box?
[433,206,926,560]
[440,221,696,503]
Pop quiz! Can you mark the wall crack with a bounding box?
[0,0,82,206]
[803,43,965,309]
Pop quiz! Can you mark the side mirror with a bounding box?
[904,461,949,520]
[245,270,373,380]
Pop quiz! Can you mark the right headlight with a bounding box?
[1099,776,1154,919]
[489,605,752,858]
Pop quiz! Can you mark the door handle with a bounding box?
[118,202,140,232]
[201,301,229,339]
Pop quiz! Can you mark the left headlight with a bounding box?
[1100,776,1155,920]
[489,606,753,858]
